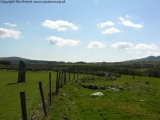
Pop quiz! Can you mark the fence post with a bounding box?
[92,68,94,79]
[49,72,52,105]
[56,69,59,95]
[61,68,64,87]
[58,72,61,88]
[64,72,66,85]
[39,81,47,116]
[74,70,75,80]
[69,68,70,81]
[77,70,78,78]
[20,91,27,120]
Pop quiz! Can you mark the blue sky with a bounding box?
[0,0,160,62]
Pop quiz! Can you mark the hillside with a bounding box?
[0,57,30,62]
[126,56,160,62]
[0,57,62,64]
[0,56,160,65]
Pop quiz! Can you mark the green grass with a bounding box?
[48,75,160,120]
[0,70,57,120]
[1,70,160,120]
[134,68,148,72]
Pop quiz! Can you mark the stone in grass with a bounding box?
[134,80,139,82]
[108,85,122,92]
[90,92,104,97]
[100,86,106,89]
[119,86,124,90]
[61,93,66,96]
[88,84,98,89]
[145,81,150,85]
[18,60,26,83]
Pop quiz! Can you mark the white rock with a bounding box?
[90,92,104,97]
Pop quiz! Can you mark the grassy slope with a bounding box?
[48,75,160,120]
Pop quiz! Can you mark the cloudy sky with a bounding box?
[0,0,160,62]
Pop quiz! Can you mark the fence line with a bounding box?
[39,81,47,117]
[19,67,108,119]
[26,89,39,110]
[20,68,75,120]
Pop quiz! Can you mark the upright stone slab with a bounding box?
[18,60,26,83]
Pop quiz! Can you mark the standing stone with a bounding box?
[18,60,26,83]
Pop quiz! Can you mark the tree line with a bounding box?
[0,60,11,65]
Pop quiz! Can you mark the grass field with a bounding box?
[0,70,160,120]
[0,70,58,120]
[48,75,160,120]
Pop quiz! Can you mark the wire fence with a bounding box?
[0,67,106,120]
[19,68,75,120]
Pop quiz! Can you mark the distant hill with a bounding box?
[0,57,30,64]
[127,56,160,62]
[0,56,160,65]
[0,57,65,64]
[0,56,30,61]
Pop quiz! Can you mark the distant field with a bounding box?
[135,68,148,72]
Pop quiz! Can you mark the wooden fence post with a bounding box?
[74,70,75,80]
[59,72,61,87]
[49,72,52,105]
[20,91,27,120]
[64,72,66,85]
[39,81,47,116]
[56,69,59,95]
[69,68,70,82]
[93,68,94,79]
[57,72,61,91]
[61,69,64,88]
[77,70,78,78]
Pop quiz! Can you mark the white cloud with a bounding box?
[57,27,68,31]
[119,17,143,28]
[119,17,124,21]
[88,41,105,49]
[4,23,17,27]
[98,21,115,27]
[113,42,158,50]
[42,20,78,31]
[102,27,120,34]
[0,28,22,39]
[112,42,134,49]
[134,43,158,50]
[47,36,80,47]
[144,51,160,57]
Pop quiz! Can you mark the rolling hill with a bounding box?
[0,56,160,64]
[0,57,64,64]
[127,56,160,62]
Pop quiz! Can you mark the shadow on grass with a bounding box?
[6,81,26,85]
